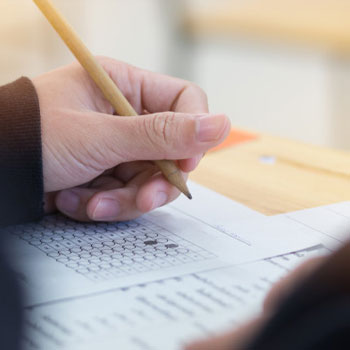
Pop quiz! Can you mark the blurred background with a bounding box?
[1,0,350,148]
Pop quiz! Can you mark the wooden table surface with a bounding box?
[184,0,350,54]
[190,132,350,216]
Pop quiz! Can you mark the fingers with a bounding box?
[55,170,148,222]
[92,111,230,167]
[86,168,157,221]
[136,172,188,213]
[97,57,208,115]
[87,187,143,222]
[263,256,326,312]
[178,154,204,173]
[113,161,157,183]
[88,171,183,220]
[55,163,185,222]
[169,83,208,114]
[56,187,103,222]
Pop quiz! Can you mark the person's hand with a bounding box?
[33,57,230,221]
[185,256,325,350]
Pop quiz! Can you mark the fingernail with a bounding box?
[92,198,119,221]
[196,114,228,142]
[151,192,168,210]
[57,190,80,213]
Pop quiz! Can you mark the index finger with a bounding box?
[100,57,209,114]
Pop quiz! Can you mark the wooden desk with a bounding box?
[185,0,350,54]
[190,133,350,215]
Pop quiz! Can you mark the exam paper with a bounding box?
[6,183,321,306]
[21,244,329,350]
[4,182,331,350]
[276,201,350,249]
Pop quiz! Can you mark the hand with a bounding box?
[34,57,230,221]
[185,256,325,350]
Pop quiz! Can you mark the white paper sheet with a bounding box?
[6,183,321,306]
[5,182,334,350]
[276,201,350,249]
[21,244,329,350]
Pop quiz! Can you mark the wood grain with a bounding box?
[185,0,350,54]
[191,131,350,215]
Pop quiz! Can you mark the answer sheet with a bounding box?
[275,201,350,248]
[4,182,333,350]
[21,245,329,350]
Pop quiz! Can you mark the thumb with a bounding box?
[98,112,230,164]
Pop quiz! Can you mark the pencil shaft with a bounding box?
[33,0,135,116]
[33,0,191,199]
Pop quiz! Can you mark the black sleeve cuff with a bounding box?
[0,77,44,226]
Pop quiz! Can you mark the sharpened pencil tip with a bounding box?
[157,160,192,200]
[179,183,192,200]
[185,192,193,200]
[176,182,192,200]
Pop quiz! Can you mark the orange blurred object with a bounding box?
[209,129,257,153]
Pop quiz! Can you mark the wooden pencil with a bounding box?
[32,0,192,199]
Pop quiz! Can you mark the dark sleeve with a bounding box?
[0,77,44,226]
[244,243,350,350]
[0,77,44,350]
[0,255,23,350]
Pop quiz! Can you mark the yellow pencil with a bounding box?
[33,0,192,199]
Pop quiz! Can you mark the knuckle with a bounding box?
[150,113,177,145]
[139,116,161,153]
[189,82,208,102]
[140,113,179,159]
[190,82,205,95]
[140,113,198,159]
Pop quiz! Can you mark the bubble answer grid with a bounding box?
[8,215,216,282]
